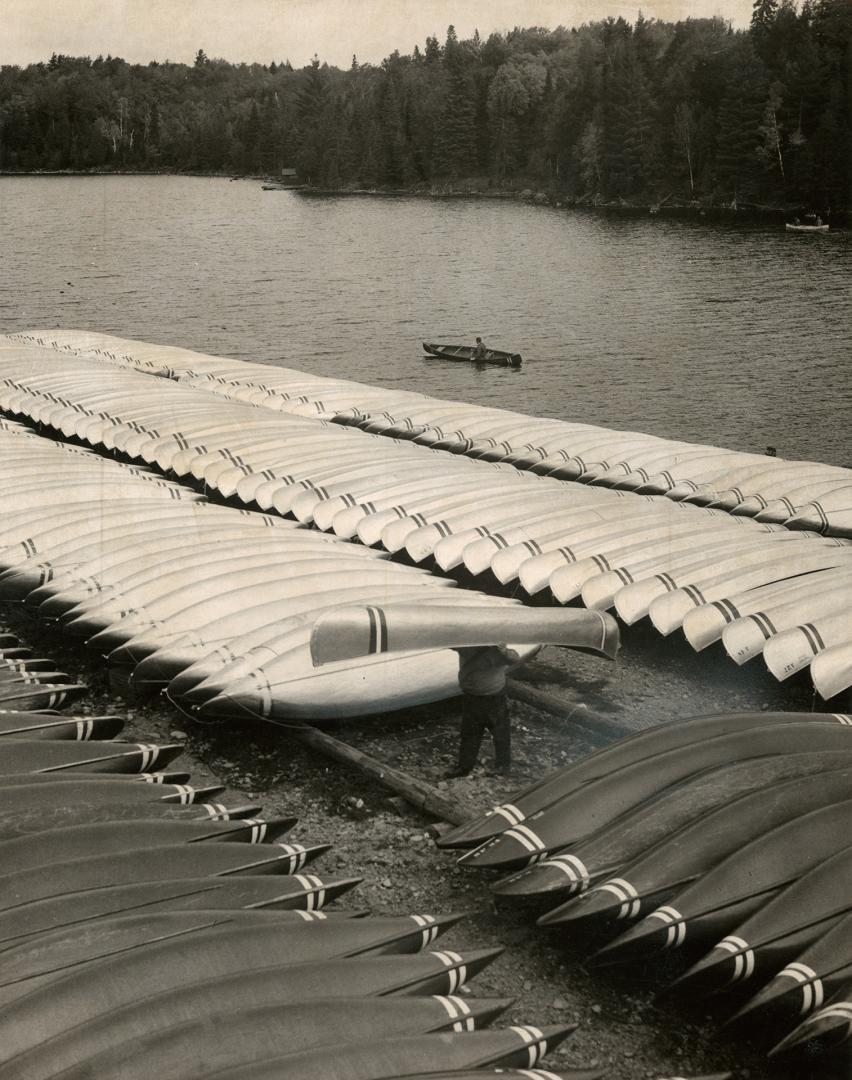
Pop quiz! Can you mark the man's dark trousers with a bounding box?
[458,691,510,773]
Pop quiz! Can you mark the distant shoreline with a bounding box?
[1,169,845,225]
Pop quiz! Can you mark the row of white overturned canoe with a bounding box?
[10,329,850,538]
[1,336,850,699]
[0,417,601,719]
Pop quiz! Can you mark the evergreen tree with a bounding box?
[715,43,768,201]
[432,26,476,179]
[293,58,329,182]
[0,13,846,205]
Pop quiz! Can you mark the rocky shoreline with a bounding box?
[3,169,846,225]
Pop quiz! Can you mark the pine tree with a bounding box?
[715,45,768,201]
[293,58,329,183]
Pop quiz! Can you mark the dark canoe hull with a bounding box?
[423,342,522,368]
[457,720,852,871]
[439,710,852,850]
[0,875,365,948]
[0,951,502,1063]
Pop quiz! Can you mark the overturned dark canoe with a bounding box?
[494,749,852,903]
[202,1026,573,1080]
[0,739,183,776]
[381,1072,605,1080]
[381,1074,729,1080]
[423,342,522,368]
[0,798,263,842]
[457,722,852,872]
[770,980,852,1058]
[0,777,221,809]
[0,874,363,949]
[730,910,852,1031]
[0,949,502,1066]
[439,711,851,850]
[16,996,512,1080]
[595,799,852,970]
[537,763,852,931]
[0,682,87,711]
[0,817,302,875]
[0,841,333,912]
[0,909,363,1006]
[674,845,852,1002]
[0,713,123,740]
[0,913,466,1054]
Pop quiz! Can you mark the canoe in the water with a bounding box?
[786,222,829,232]
[423,342,522,368]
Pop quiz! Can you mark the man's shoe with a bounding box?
[443,767,471,779]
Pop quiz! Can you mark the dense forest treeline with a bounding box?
[1,1,849,208]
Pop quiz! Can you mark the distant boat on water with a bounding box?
[423,342,522,368]
[786,221,829,233]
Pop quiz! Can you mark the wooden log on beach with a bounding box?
[291,724,478,826]
[506,678,632,742]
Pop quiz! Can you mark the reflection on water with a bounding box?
[0,176,849,465]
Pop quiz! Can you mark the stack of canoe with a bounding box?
[342,407,852,539]
[439,710,852,1069]
[0,630,593,1080]
[0,415,552,720]
[10,330,850,540]
[0,627,86,713]
[1,339,851,702]
[0,399,616,722]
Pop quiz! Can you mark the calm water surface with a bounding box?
[0,176,849,464]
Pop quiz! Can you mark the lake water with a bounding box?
[0,175,849,465]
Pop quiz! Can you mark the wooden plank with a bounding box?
[506,678,632,742]
[290,724,478,826]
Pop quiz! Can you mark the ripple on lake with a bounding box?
[0,175,849,465]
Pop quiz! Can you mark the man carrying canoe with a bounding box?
[446,645,519,778]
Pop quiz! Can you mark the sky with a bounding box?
[3,0,756,70]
